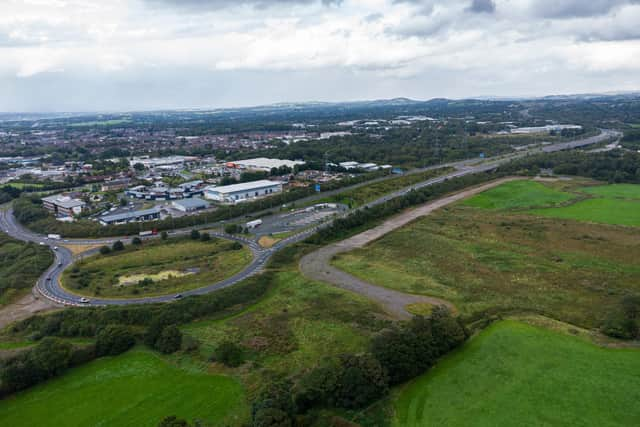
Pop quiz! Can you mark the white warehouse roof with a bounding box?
[232,158,305,170]
[206,180,281,194]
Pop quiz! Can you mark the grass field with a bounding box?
[531,198,640,227]
[463,180,575,210]
[581,183,640,199]
[334,182,640,328]
[392,321,640,427]
[62,237,251,298]
[0,233,53,306]
[0,349,248,427]
[183,266,384,384]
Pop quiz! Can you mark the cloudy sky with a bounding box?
[1,0,640,111]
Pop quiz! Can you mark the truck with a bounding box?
[246,219,263,229]
[47,234,61,240]
[139,229,158,237]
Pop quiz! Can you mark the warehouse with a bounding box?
[172,197,209,212]
[99,207,161,226]
[204,180,282,203]
[228,158,305,172]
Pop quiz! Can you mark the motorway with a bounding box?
[0,129,620,307]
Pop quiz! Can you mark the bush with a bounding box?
[190,229,200,240]
[252,408,292,427]
[213,341,244,367]
[99,245,111,255]
[224,224,241,234]
[155,325,182,354]
[602,295,640,340]
[200,232,210,241]
[96,324,135,356]
[132,237,142,245]
[161,231,169,240]
[370,307,466,385]
[112,240,125,251]
[230,242,243,251]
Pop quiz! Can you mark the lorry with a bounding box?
[246,219,263,229]
[47,234,61,240]
[139,229,158,237]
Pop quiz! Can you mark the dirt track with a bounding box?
[300,177,520,319]
[0,293,59,331]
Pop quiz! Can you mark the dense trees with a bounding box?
[251,309,466,426]
[602,296,640,340]
[155,325,183,354]
[0,234,53,305]
[95,324,135,356]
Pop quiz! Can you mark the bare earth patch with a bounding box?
[0,293,59,330]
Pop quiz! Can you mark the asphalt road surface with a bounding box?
[0,129,619,307]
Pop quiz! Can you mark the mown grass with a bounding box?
[0,348,248,427]
[392,321,640,427]
[531,198,640,227]
[333,203,640,328]
[62,237,251,298]
[581,183,640,199]
[463,180,575,210]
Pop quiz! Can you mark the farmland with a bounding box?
[392,321,640,427]
[62,237,252,298]
[333,180,640,328]
[0,348,247,427]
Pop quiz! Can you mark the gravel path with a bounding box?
[300,177,520,319]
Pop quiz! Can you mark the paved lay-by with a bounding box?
[0,129,619,307]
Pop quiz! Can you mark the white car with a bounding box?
[79,297,90,304]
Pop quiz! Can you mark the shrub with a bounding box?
[200,232,210,241]
[99,245,111,255]
[96,324,135,356]
[190,229,200,240]
[155,325,182,354]
[132,237,142,245]
[161,231,169,240]
[112,240,125,251]
[213,341,244,367]
[224,224,241,234]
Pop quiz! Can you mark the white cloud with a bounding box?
[1,0,640,110]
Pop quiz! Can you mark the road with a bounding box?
[0,129,619,307]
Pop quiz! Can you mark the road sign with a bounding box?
[315,183,321,192]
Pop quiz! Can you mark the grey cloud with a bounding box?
[468,0,495,14]
[145,0,342,11]
[531,0,640,19]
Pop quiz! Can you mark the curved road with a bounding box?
[0,129,619,307]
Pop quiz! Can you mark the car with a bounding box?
[39,242,45,246]
[46,277,51,281]
[79,297,90,304]
[53,246,58,251]
[174,294,183,299]
[58,262,63,267]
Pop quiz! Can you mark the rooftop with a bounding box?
[42,194,86,209]
[206,179,281,194]
[100,207,161,223]
[172,197,209,208]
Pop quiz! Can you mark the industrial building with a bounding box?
[42,194,86,217]
[101,178,131,192]
[204,180,282,203]
[98,207,161,226]
[227,158,305,172]
[172,197,209,212]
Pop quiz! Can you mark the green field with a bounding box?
[581,183,640,199]
[393,321,640,427]
[463,180,575,210]
[62,237,251,298]
[0,233,53,305]
[334,183,640,328]
[0,349,247,427]
[183,267,383,383]
[531,198,640,227]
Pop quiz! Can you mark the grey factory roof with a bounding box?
[100,207,161,223]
